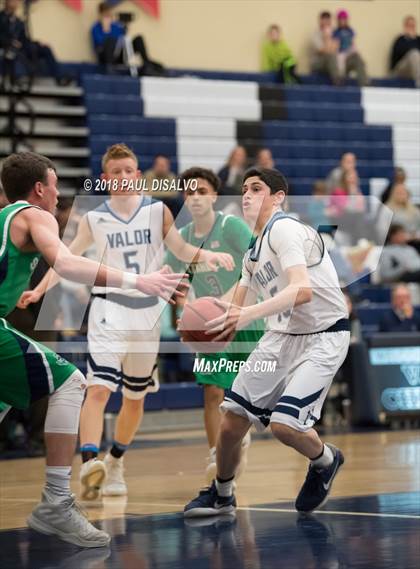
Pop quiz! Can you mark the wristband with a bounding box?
[121,272,138,290]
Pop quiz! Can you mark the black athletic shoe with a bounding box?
[295,444,344,513]
[184,481,236,518]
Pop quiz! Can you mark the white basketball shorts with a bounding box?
[221,329,350,432]
[87,296,161,400]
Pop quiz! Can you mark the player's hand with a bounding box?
[204,299,249,341]
[137,267,189,304]
[201,250,235,272]
[16,290,42,309]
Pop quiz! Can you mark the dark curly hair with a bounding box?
[178,167,221,193]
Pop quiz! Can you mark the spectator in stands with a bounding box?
[143,155,181,216]
[91,2,163,75]
[310,11,340,85]
[333,9,369,86]
[378,225,420,284]
[255,148,275,169]
[377,183,420,244]
[330,168,369,244]
[0,0,71,85]
[218,146,248,196]
[261,24,299,84]
[326,152,357,193]
[390,15,420,88]
[306,180,333,230]
[381,166,407,204]
[379,284,420,332]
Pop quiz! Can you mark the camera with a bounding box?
[118,12,135,25]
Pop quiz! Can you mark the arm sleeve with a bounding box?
[268,219,307,270]
[239,256,252,288]
[261,43,271,71]
[91,23,103,49]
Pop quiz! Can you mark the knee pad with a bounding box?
[44,370,87,435]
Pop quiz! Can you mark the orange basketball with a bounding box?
[179,297,226,346]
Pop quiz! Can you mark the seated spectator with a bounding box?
[333,9,369,86]
[91,2,163,75]
[218,146,248,196]
[378,225,420,284]
[379,284,420,332]
[255,148,275,169]
[390,15,420,88]
[261,24,299,84]
[306,180,333,230]
[0,0,72,85]
[380,166,406,204]
[326,152,357,193]
[377,183,420,244]
[310,11,340,85]
[330,169,369,244]
[143,155,181,216]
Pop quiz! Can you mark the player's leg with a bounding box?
[29,369,110,547]
[79,380,114,501]
[79,298,123,500]
[0,320,109,546]
[270,331,350,513]
[102,338,159,497]
[203,383,225,481]
[184,410,250,518]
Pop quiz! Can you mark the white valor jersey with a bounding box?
[87,196,164,298]
[240,211,348,334]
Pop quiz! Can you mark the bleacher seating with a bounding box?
[81,73,406,195]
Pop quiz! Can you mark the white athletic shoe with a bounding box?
[27,490,111,548]
[102,454,127,497]
[80,459,107,501]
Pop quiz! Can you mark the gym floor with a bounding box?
[0,429,419,568]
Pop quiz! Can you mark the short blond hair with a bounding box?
[101,143,138,172]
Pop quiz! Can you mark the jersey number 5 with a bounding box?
[124,251,140,274]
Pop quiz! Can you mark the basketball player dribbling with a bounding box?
[184,167,350,517]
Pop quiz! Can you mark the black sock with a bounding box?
[80,444,99,463]
[110,440,128,459]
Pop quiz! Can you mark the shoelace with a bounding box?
[62,495,98,532]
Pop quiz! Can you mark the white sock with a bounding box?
[311,444,334,470]
[215,477,234,497]
[209,447,216,460]
[45,466,72,498]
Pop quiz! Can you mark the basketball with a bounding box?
[179,297,226,344]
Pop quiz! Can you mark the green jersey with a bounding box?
[0,201,76,410]
[165,212,253,297]
[0,201,40,317]
[165,211,264,390]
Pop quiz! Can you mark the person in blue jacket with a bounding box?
[91,2,163,75]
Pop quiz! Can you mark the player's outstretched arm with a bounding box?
[162,205,235,272]
[23,208,189,304]
[17,214,94,308]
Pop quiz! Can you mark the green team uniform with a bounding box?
[0,201,76,410]
[165,212,264,389]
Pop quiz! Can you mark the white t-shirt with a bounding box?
[240,212,348,333]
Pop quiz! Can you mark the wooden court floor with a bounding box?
[0,429,419,530]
